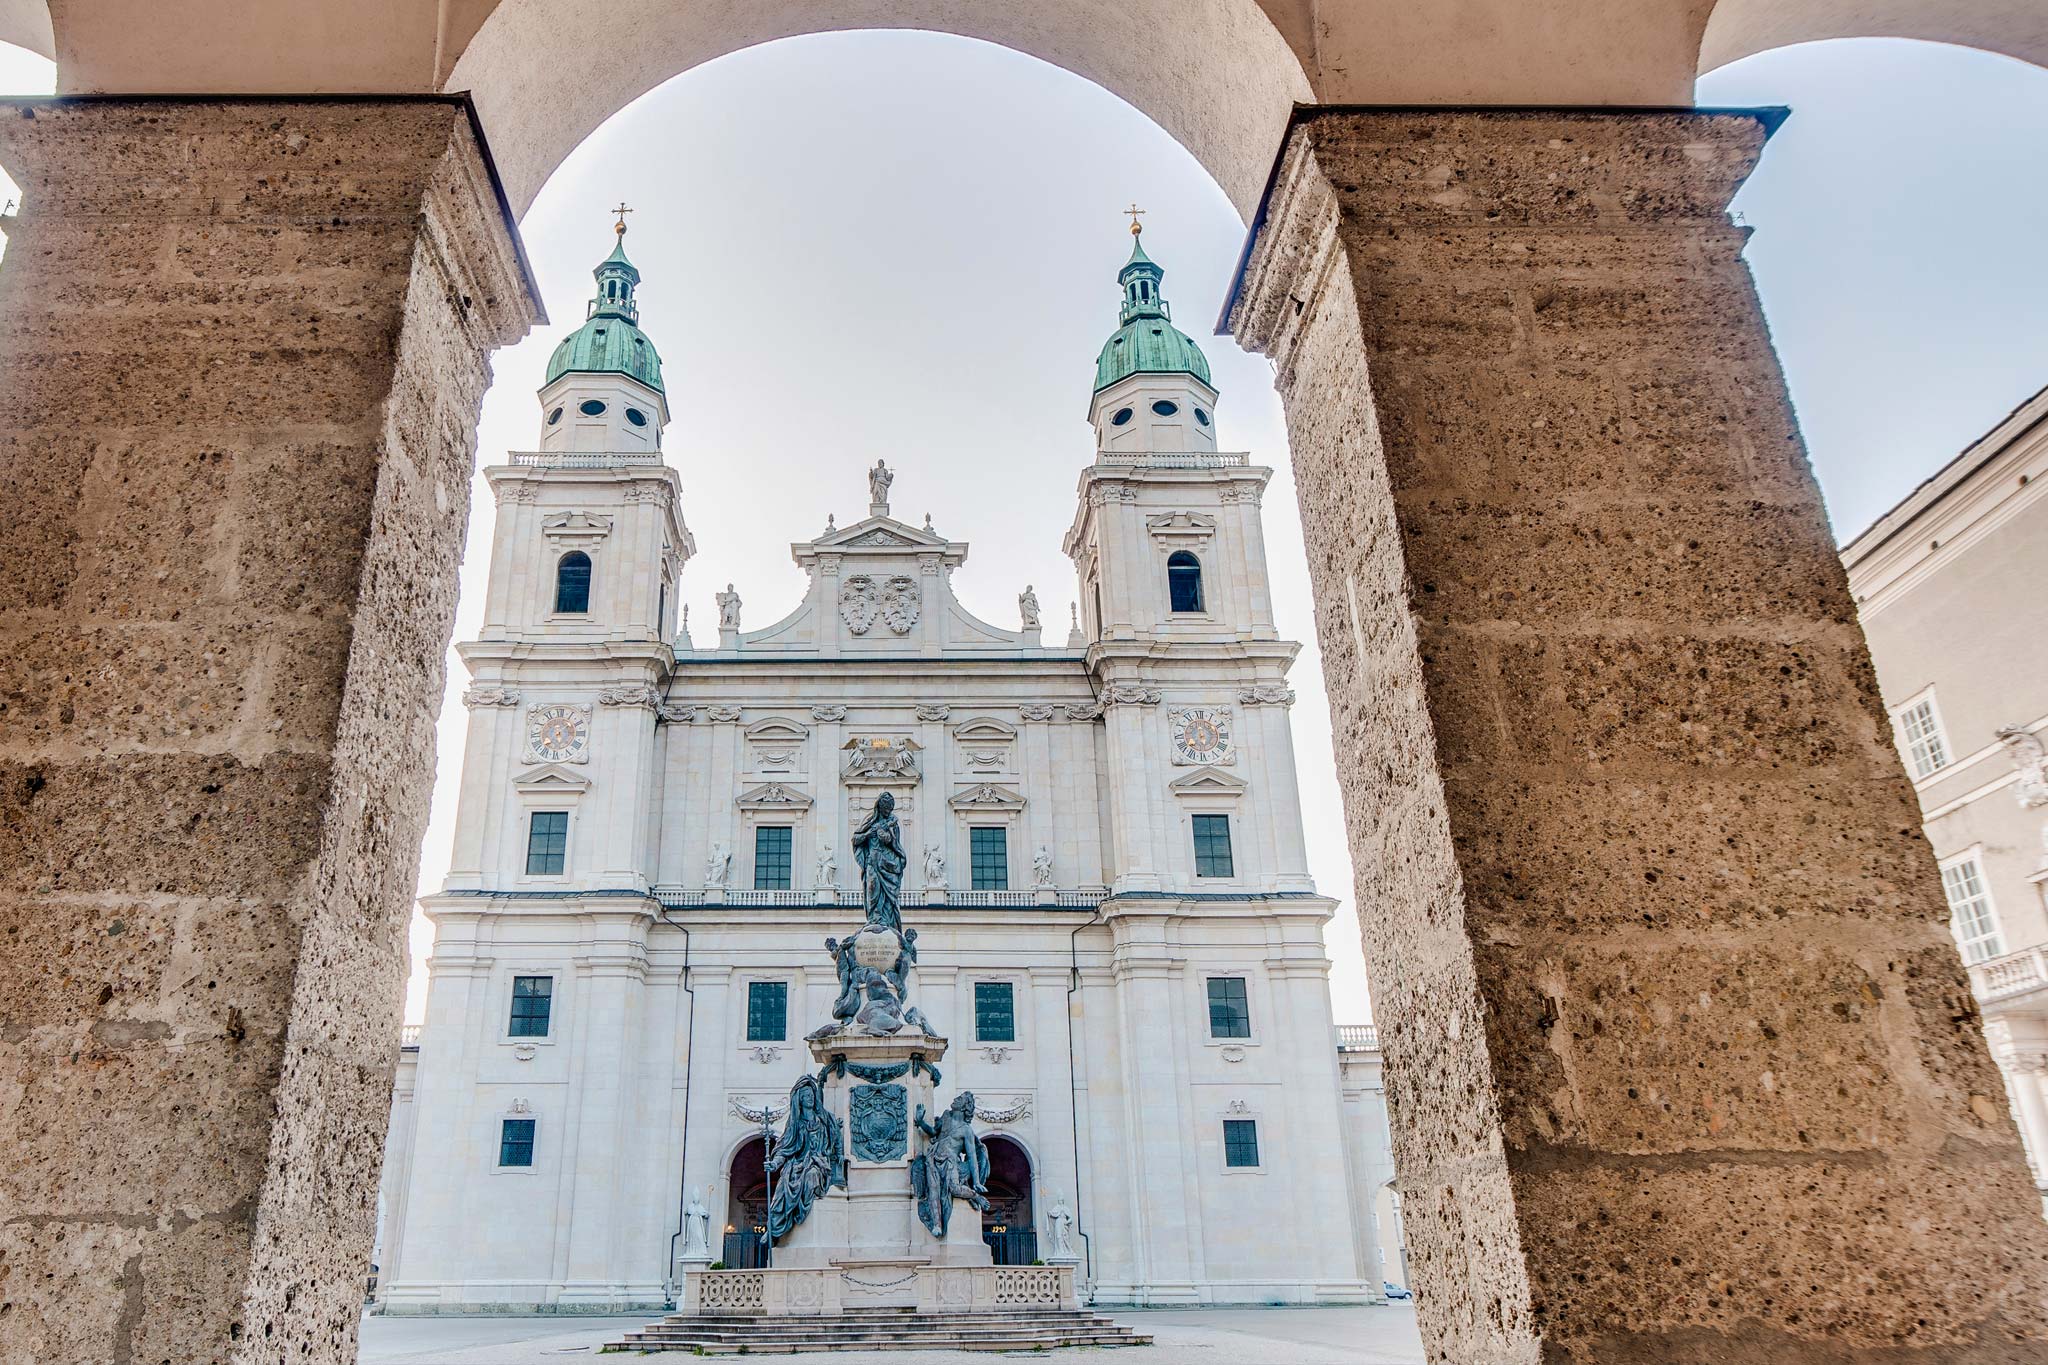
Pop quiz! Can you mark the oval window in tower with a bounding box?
[1152,400,1180,417]
[579,399,607,416]
[547,407,564,425]
[625,407,648,428]
[1111,408,1134,426]
[1194,408,1211,427]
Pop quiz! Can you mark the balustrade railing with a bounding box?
[653,887,1108,911]
[507,450,665,469]
[1335,1023,1379,1052]
[1095,450,1249,469]
[399,1024,422,1048]
[1970,946,2048,1002]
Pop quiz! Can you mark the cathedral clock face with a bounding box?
[1169,706,1234,766]
[527,704,591,764]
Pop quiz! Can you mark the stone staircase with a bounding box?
[608,1305,1153,1353]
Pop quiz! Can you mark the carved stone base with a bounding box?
[679,1262,1076,1319]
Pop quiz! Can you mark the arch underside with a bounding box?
[7,0,2038,225]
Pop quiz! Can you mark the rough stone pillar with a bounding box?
[1231,108,2048,1364]
[0,98,537,1361]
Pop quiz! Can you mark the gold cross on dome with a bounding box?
[611,201,634,235]
[1124,202,1145,235]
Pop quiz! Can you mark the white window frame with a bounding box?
[493,1107,541,1174]
[971,977,1024,1046]
[502,969,562,1045]
[742,977,793,1044]
[1200,970,1260,1048]
[1892,688,1950,780]
[1216,1103,1267,1176]
[1939,850,2004,965]
[516,803,576,885]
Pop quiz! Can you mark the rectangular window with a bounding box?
[970,826,1009,890]
[1207,976,1251,1039]
[1223,1118,1260,1168]
[1941,857,2004,964]
[1192,814,1234,878]
[508,975,553,1038]
[975,982,1016,1043]
[754,825,793,890]
[499,1118,536,1168]
[747,981,789,1042]
[1897,696,1949,778]
[525,810,568,876]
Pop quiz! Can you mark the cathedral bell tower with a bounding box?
[1087,217,1220,455]
[537,215,671,453]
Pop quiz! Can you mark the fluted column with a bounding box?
[1231,107,2048,1363]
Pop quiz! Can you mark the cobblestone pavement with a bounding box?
[357,1304,1426,1363]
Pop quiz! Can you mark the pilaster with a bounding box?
[0,96,537,1362]
[1230,105,2048,1362]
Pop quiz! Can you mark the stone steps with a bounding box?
[610,1306,1152,1353]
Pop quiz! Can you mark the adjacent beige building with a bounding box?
[1843,383,2048,1204]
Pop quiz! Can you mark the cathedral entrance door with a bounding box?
[980,1135,1037,1265]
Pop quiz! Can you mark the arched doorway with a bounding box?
[980,1134,1035,1266]
[724,1136,770,1269]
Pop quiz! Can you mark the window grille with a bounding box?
[971,827,1009,890]
[1207,976,1251,1039]
[975,982,1016,1042]
[1897,696,1949,778]
[1941,858,2004,964]
[1223,1119,1260,1168]
[499,1118,536,1168]
[508,975,553,1038]
[754,826,793,890]
[747,981,788,1042]
[526,811,568,876]
[1192,814,1234,878]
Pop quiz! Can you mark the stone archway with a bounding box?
[979,1134,1035,1265]
[724,1136,771,1269]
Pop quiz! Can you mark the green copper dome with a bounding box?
[1092,230,1212,394]
[543,229,665,395]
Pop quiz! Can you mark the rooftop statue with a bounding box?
[765,1073,845,1241]
[910,1091,990,1239]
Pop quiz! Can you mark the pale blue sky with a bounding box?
[2,34,2044,1024]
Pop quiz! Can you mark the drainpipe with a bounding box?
[655,899,694,1310]
[1067,902,1103,1303]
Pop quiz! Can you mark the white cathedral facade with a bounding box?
[373,223,1390,1311]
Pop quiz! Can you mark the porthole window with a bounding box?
[625,407,648,428]
[546,407,564,425]
[1151,400,1180,417]
[1194,408,1211,427]
[578,399,607,417]
[1111,408,1134,427]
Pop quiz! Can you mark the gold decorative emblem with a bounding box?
[1169,706,1234,766]
[527,704,590,764]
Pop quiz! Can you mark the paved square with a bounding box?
[356,1305,1425,1363]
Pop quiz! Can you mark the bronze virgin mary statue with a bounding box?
[850,790,906,934]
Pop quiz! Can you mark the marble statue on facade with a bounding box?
[765,1073,846,1240]
[1018,584,1041,630]
[704,842,731,889]
[1034,846,1055,887]
[1045,1194,1076,1260]
[910,1092,990,1238]
[682,1186,712,1260]
[716,583,742,631]
[868,458,894,509]
[816,841,838,890]
[923,843,946,887]
[852,791,906,933]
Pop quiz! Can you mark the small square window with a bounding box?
[1192,814,1234,878]
[1940,857,2004,965]
[754,826,793,890]
[975,982,1016,1043]
[526,811,568,876]
[747,981,789,1042]
[1207,977,1251,1040]
[499,1118,536,1168]
[508,975,553,1038]
[1897,696,1949,779]
[1223,1118,1260,1168]
[971,827,1009,891]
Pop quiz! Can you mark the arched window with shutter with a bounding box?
[1167,551,1203,613]
[555,551,592,614]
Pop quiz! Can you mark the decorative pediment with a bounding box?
[808,514,948,551]
[949,783,1025,811]
[1145,511,1217,546]
[952,717,1017,742]
[737,782,815,812]
[512,763,592,796]
[541,510,614,547]
[845,528,915,547]
[745,716,811,742]
[1168,767,1247,797]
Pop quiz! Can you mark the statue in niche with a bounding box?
[704,842,731,889]
[765,1073,846,1241]
[1033,846,1055,887]
[868,458,894,507]
[1045,1194,1075,1260]
[923,843,946,887]
[1018,584,1041,630]
[716,583,742,631]
[682,1186,712,1260]
[816,841,838,890]
[910,1091,990,1238]
[852,791,906,934]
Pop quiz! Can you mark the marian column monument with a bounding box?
[678,792,1071,1318]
